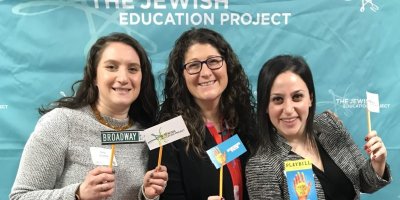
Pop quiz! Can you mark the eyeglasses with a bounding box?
[183,56,224,75]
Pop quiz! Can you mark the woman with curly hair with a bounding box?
[148,28,257,200]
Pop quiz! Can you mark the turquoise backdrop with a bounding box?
[1,0,399,199]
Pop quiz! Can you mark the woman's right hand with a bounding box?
[207,196,224,200]
[77,166,115,200]
[143,165,168,199]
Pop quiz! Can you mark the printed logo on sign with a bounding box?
[227,142,241,153]
[144,116,190,150]
[148,127,169,145]
[212,147,227,166]
[206,135,247,169]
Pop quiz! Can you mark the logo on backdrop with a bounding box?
[11,1,158,53]
[360,0,379,12]
[317,87,390,117]
[11,1,292,52]
[0,104,8,110]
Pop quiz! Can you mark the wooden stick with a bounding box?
[366,108,374,158]
[366,108,372,133]
[157,145,163,167]
[219,167,223,197]
[109,144,115,168]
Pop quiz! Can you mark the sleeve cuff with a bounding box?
[140,184,160,200]
[366,160,392,185]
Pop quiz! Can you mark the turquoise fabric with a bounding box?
[1,0,399,199]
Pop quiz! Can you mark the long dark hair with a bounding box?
[39,32,158,127]
[160,28,257,156]
[257,55,316,148]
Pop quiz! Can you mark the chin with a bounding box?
[280,128,301,136]
[115,100,135,107]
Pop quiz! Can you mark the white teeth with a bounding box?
[114,88,130,92]
[199,80,215,86]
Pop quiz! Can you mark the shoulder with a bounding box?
[313,110,356,148]
[314,110,347,135]
[37,107,70,126]
[34,107,89,136]
[247,148,275,175]
[39,106,87,121]
[246,148,284,198]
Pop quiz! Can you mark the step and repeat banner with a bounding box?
[1,0,399,199]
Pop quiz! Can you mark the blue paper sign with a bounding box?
[206,134,247,169]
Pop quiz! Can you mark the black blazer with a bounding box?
[148,128,249,200]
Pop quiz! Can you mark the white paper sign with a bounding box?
[90,147,117,166]
[366,91,380,113]
[144,115,190,150]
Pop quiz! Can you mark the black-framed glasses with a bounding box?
[183,56,224,75]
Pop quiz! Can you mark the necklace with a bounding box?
[91,104,133,131]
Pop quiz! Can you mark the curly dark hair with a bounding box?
[159,28,257,156]
[257,55,316,149]
[39,32,158,127]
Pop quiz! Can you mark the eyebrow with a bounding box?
[185,55,222,63]
[271,89,305,96]
[102,59,140,67]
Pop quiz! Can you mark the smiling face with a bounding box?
[268,71,312,141]
[183,43,228,107]
[95,42,142,116]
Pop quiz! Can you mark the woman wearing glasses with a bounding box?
[147,28,257,200]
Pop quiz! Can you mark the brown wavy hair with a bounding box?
[39,32,158,127]
[159,28,257,156]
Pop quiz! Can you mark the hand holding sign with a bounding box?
[365,91,380,159]
[142,165,169,199]
[78,166,115,200]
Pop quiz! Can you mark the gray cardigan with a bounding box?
[10,106,149,200]
[245,111,391,200]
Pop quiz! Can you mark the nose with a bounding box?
[199,62,212,76]
[116,68,129,84]
[283,100,294,114]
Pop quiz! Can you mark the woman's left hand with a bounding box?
[143,165,168,199]
[364,130,387,177]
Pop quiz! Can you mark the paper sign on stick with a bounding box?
[366,91,380,113]
[144,115,190,150]
[206,134,247,169]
